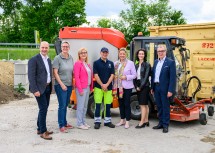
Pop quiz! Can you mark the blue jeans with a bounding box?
[36,85,51,134]
[55,84,72,128]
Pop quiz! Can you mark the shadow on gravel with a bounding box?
[201,130,215,153]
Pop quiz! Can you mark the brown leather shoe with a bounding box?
[37,130,53,135]
[45,131,53,135]
[40,132,52,140]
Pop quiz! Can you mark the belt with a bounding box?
[154,82,159,85]
[46,83,50,86]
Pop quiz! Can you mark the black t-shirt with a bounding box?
[93,58,114,90]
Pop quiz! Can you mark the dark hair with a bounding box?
[135,48,147,62]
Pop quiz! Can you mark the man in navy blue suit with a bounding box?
[151,44,176,133]
[28,41,53,140]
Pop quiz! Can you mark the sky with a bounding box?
[85,0,215,25]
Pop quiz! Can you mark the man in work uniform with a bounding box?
[93,47,115,129]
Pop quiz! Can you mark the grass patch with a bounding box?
[0,48,57,60]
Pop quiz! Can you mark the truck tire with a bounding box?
[87,95,104,118]
[208,106,214,117]
[130,95,141,120]
[87,95,95,118]
[130,94,153,120]
[199,113,207,125]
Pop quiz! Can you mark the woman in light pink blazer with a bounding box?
[113,48,137,129]
[74,48,93,130]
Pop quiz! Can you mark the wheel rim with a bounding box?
[130,100,141,116]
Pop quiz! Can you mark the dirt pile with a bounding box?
[0,61,28,103]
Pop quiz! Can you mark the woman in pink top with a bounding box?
[74,48,93,130]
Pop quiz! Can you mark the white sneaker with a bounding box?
[77,125,89,130]
[84,123,91,128]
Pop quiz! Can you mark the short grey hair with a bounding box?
[40,41,49,46]
[157,44,167,51]
[61,41,70,47]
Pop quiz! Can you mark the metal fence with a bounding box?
[0,43,54,48]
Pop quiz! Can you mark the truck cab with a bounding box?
[130,36,185,64]
[127,36,187,120]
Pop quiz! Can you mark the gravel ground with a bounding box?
[0,94,215,153]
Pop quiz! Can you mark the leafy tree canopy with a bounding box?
[0,0,87,43]
[97,0,186,43]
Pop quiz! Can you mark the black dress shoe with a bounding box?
[152,124,163,129]
[94,123,100,129]
[135,123,145,129]
[163,127,168,133]
[104,122,115,128]
[145,122,150,127]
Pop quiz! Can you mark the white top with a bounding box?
[84,62,91,85]
[40,53,51,83]
[137,65,141,80]
[117,62,123,88]
[154,56,166,83]
[118,62,122,74]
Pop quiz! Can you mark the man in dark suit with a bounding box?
[28,41,53,140]
[151,44,176,133]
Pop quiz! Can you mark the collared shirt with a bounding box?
[154,56,166,83]
[93,58,114,90]
[52,53,74,86]
[40,53,51,83]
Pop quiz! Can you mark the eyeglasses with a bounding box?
[80,52,87,55]
[62,46,69,48]
[157,50,166,53]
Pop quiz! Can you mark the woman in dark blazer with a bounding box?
[134,48,151,128]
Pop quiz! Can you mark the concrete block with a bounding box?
[14,74,29,85]
[14,63,28,74]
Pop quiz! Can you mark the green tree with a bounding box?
[97,18,112,28]
[0,0,22,15]
[0,0,87,43]
[0,0,23,42]
[55,0,87,27]
[20,0,87,43]
[97,0,186,43]
[147,0,186,26]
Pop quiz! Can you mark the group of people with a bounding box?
[28,41,176,140]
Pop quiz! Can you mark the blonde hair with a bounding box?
[118,47,128,57]
[78,47,88,63]
[119,47,127,53]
